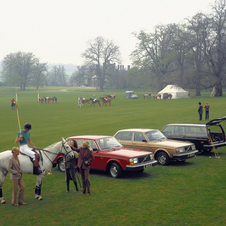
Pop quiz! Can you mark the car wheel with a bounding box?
[58,158,65,172]
[109,162,123,178]
[156,152,170,165]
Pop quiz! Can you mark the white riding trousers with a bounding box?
[20,144,35,160]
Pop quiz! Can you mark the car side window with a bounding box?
[120,132,133,141]
[162,126,173,135]
[174,126,184,135]
[115,132,122,140]
[134,132,146,142]
[90,140,98,150]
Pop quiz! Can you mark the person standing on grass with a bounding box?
[64,140,79,193]
[198,102,203,121]
[74,141,94,196]
[204,102,210,120]
[7,147,26,206]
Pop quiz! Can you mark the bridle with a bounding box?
[40,141,73,164]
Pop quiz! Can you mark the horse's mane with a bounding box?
[44,141,61,150]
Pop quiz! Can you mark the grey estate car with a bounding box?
[162,117,226,152]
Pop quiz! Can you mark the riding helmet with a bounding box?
[24,122,32,130]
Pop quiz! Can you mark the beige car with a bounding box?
[114,128,198,165]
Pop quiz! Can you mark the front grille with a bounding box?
[184,146,192,152]
[138,155,151,163]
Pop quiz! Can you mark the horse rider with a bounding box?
[93,94,96,101]
[11,98,16,110]
[15,123,42,175]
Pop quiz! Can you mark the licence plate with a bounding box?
[144,164,152,168]
[188,153,195,157]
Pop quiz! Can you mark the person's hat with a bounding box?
[24,122,32,130]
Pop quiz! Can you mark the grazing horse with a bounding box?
[0,138,74,203]
[99,97,111,106]
[144,94,151,99]
[78,97,82,108]
[11,100,16,110]
[90,98,101,107]
[82,99,90,105]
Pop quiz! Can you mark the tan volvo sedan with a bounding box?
[114,128,198,165]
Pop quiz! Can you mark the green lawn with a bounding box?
[0,86,226,226]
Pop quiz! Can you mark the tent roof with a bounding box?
[158,85,188,93]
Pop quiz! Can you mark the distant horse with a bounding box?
[10,100,16,110]
[90,98,101,107]
[106,95,113,99]
[144,94,151,99]
[0,138,74,204]
[78,97,82,108]
[48,96,56,103]
[82,99,90,105]
[38,97,44,103]
[167,93,172,99]
[151,94,161,99]
[163,93,168,99]
[99,97,111,106]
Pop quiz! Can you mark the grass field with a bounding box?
[0,86,226,226]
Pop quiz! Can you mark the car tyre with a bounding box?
[58,158,65,172]
[156,151,170,165]
[109,162,123,178]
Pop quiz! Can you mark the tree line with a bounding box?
[1,0,226,96]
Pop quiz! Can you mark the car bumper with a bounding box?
[172,150,198,160]
[126,160,158,171]
[204,142,226,149]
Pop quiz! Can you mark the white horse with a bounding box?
[78,97,82,108]
[0,137,74,204]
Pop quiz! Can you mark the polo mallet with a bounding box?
[16,103,21,133]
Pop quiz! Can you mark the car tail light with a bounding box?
[208,136,211,144]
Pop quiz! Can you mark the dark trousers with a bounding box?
[199,114,202,121]
[80,168,90,194]
[205,111,209,120]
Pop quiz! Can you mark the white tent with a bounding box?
[157,85,189,99]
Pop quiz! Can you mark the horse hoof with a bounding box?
[38,196,43,200]
[35,195,39,199]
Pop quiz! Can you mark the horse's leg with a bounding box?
[35,174,45,200]
[0,170,8,204]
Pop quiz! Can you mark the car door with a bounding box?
[132,132,150,151]
[117,132,133,149]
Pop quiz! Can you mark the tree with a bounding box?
[202,0,226,96]
[81,36,121,91]
[32,62,48,90]
[131,26,174,91]
[2,52,41,90]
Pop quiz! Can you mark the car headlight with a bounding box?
[191,145,196,150]
[129,157,138,165]
[176,147,185,153]
[150,154,154,160]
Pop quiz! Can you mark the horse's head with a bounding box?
[61,137,74,159]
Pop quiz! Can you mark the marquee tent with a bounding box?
[157,85,189,99]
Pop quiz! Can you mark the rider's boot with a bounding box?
[33,166,43,175]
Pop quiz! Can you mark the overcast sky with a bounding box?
[0,0,215,67]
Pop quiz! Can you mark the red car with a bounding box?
[53,135,158,178]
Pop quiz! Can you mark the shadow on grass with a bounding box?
[167,160,195,167]
[89,169,152,180]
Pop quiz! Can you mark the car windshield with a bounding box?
[145,130,166,141]
[96,137,123,150]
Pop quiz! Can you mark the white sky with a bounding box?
[0,0,215,67]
